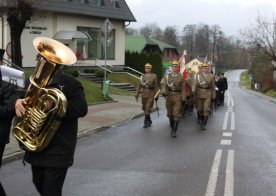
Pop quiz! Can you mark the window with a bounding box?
[77,27,115,60]
[80,0,89,3]
[96,0,105,6]
[111,0,119,8]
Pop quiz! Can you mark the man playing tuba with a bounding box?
[11,37,88,196]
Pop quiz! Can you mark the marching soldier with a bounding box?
[162,60,186,137]
[135,63,159,128]
[192,63,216,130]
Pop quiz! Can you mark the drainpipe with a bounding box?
[0,15,4,49]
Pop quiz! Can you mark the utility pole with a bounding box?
[101,18,113,97]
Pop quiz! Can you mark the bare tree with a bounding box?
[181,24,197,59]
[195,23,210,57]
[242,14,276,61]
[241,14,276,84]
[125,27,139,35]
[0,0,34,68]
[163,25,178,47]
[139,23,163,39]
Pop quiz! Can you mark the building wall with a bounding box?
[185,59,203,73]
[2,11,126,69]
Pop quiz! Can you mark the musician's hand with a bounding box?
[15,98,27,117]
[46,100,54,110]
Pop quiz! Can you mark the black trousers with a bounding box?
[0,143,6,168]
[31,165,68,196]
[0,182,6,196]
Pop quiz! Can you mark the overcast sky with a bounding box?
[125,0,276,36]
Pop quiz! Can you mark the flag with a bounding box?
[179,50,187,75]
[182,69,187,79]
[75,48,79,60]
[82,44,87,62]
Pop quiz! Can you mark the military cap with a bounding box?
[0,49,5,60]
[144,63,152,69]
[171,60,179,66]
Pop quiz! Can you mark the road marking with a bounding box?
[231,112,235,130]
[222,112,229,130]
[221,140,231,145]
[223,132,232,137]
[205,149,222,196]
[231,98,234,107]
[224,150,234,196]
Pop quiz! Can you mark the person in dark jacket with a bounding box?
[1,49,16,196]
[13,67,88,196]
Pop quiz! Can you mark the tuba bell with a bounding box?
[12,37,77,152]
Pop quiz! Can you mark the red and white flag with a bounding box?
[75,48,79,60]
[82,44,87,62]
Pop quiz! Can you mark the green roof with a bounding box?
[125,35,177,53]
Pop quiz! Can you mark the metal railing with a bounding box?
[3,58,24,71]
[92,58,142,80]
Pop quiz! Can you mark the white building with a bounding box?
[0,0,136,70]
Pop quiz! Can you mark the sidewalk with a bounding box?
[3,94,165,164]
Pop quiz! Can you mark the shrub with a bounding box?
[95,70,104,78]
[64,69,79,78]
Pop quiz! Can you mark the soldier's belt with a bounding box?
[197,86,211,89]
[142,87,154,90]
[168,89,181,92]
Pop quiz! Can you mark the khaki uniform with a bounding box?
[136,73,159,115]
[192,72,216,116]
[163,72,186,121]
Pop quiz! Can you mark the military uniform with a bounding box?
[135,63,159,128]
[192,64,216,130]
[162,61,186,137]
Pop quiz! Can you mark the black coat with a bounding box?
[0,81,15,144]
[22,72,88,168]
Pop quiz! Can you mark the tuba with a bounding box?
[12,37,77,152]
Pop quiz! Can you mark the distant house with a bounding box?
[0,0,136,69]
[185,57,205,73]
[185,57,214,73]
[125,35,179,68]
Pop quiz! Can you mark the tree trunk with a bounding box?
[10,27,23,67]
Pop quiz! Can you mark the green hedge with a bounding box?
[125,51,163,82]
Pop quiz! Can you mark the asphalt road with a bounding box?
[1,70,276,196]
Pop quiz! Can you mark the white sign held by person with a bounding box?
[0,65,25,88]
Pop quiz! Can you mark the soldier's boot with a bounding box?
[147,114,152,126]
[201,116,208,130]
[170,120,175,137]
[196,112,201,125]
[169,118,174,128]
[172,121,179,138]
[143,115,149,128]
[182,106,185,118]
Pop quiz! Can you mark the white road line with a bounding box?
[223,132,232,137]
[222,112,229,130]
[231,98,234,107]
[224,150,234,196]
[227,97,230,107]
[220,140,231,145]
[205,149,222,196]
[231,112,235,130]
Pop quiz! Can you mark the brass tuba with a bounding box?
[12,37,77,152]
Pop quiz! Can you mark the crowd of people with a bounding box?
[1,42,228,195]
[136,60,228,137]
